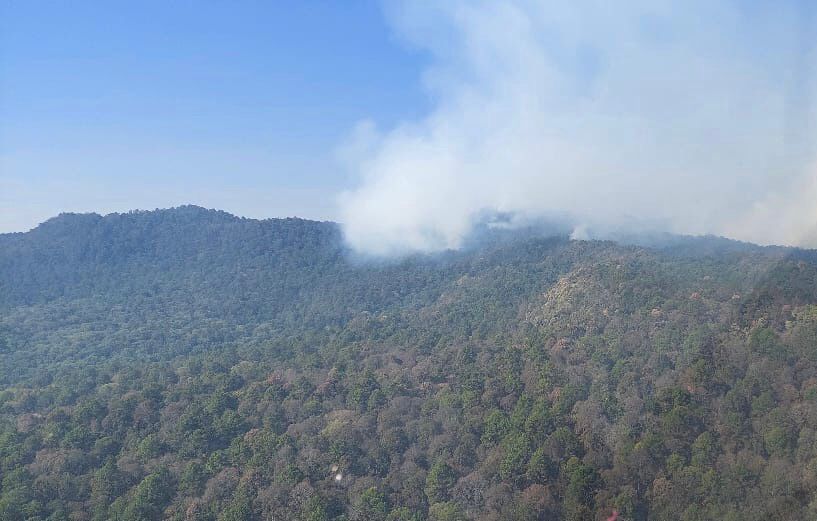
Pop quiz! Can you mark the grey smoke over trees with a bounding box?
[338,0,817,255]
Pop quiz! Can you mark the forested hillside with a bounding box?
[2,206,817,521]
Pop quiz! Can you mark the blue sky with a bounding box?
[2,1,815,250]
[0,1,428,232]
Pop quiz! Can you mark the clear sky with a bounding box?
[0,1,428,232]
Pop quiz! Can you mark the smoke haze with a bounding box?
[338,0,817,255]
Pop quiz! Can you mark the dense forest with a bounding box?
[2,205,817,520]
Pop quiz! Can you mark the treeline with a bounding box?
[1,207,817,520]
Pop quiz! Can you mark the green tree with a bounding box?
[122,467,175,521]
[352,487,388,521]
[500,433,531,483]
[425,461,456,503]
[428,502,467,521]
[217,483,256,521]
[91,459,128,520]
[563,457,599,521]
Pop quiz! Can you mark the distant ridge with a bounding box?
[2,204,817,519]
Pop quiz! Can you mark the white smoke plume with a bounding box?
[338,0,817,255]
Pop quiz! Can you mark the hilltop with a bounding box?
[1,206,817,520]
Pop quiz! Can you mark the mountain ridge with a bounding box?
[2,205,817,520]
[3,204,811,260]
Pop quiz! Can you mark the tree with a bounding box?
[218,483,256,521]
[563,457,599,521]
[428,502,467,521]
[426,461,457,503]
[499,433,531,484]
[91,459,128,520]
[352,487,388,521]
[122,467,175,521]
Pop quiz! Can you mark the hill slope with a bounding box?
[1,207,817,521]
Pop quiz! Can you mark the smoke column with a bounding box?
[337,0,817,256]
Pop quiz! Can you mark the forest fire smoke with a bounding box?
[338,0,817,255]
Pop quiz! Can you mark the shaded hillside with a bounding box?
[1,207,817,521]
